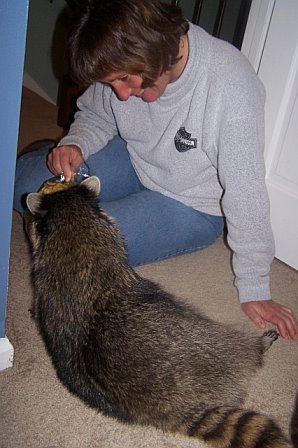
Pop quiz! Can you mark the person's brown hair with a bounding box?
[68,0,189,87]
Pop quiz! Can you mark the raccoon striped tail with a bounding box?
[187,406,291,448]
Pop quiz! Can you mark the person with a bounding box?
[14,0,297,339]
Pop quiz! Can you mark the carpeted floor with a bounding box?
[1,88,297,448]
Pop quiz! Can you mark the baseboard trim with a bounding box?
[0,337,14,371]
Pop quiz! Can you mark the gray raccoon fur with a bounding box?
[26,176,291,448]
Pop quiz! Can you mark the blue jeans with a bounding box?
[13,137,224,266]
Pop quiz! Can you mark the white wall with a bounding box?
[24,0,71,104]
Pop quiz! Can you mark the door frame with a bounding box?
[241,0,276,72]
[0,1,29,370]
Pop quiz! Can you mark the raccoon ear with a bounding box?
[80,176,101,196]
[26,193,46,216]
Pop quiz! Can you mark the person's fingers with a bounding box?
[278,309,298,339]
[242,301,298,340]
[59,149,75,181]
[281,305,295,315]
[262,304,297,339]
[241,303,266,329]
[275,319,289,339]
[47,145,83,181]
[47,148,62,175]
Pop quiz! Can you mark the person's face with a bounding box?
[101,72,171,103]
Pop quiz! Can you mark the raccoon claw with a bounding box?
[29,307,36,319]
[263,329,280,340]
[262,329,279,352]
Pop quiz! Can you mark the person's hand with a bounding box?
[241,300,298,340]
[47,145,84,182]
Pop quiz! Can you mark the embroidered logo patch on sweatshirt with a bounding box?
[174,127,197,152]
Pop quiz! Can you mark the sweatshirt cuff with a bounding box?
[237,282,271,304]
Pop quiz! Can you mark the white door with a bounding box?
[242,0,298,269]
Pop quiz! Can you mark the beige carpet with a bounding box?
[1,88,297,448]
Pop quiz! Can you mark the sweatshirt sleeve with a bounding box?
[217,110,275,303]
[58,83,118,160]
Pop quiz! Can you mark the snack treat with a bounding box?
[39,178,74,195]
[38,165,89,195]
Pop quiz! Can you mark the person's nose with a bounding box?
[113,83,132,101]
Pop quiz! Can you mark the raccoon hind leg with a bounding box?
[261,329,279,353]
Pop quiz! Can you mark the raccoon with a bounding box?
[25,176,291,448]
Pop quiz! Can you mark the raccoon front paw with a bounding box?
[262,329,279,352]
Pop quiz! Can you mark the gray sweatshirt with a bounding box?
[59,23,275,303]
